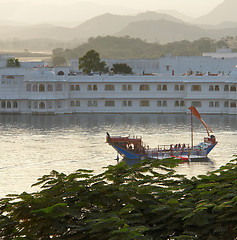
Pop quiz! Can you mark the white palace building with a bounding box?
[0,54,237,115]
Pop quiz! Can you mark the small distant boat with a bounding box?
[106,106,217,161]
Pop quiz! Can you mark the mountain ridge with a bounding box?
[195,0,237,25]
[1,8,237,50]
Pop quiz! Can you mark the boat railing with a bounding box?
[145,146,206,159]
[148,144,191,151]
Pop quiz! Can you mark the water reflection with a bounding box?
[0,113,236,197]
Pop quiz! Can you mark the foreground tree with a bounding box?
[79,49,107,74]
[112,63,133,74]
[1,158,237,239]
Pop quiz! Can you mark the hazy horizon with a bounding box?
[0,0,223,25]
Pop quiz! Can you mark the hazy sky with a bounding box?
[0,0,224,24]
[91,0,223,16]
[0,0,223,16]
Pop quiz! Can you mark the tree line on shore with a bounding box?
[0,157,237,239]
[52,36,231,66]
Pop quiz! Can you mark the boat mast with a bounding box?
[191,110,193,149]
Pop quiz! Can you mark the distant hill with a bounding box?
[0,11,186,43]
[116,19,237,43]
[2,10,237,51]
[116,20,206,43]
[157,10,194,22]
[195,0,237,25]
[72,11,183,39]
[1,24,72,41]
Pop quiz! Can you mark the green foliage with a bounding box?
[52,36,221,61]
[112,63,133,74]
[78,49,108,74]
[6,58,20,67]
[1,158,237,239]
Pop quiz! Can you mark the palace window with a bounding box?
[163,85,167,91]
[156,84,168,91]
[70,85,75,91]
[26,84,31,91]
[230,85,236,91]
[88,100,98,107]
[56,84,62,91]
[88,100,97,107]
[75,85,80,91]
[76,101,80,107]
[191,85,202,91]
[70,101,75,107]
[105,100,115,107]
[47,84,53,91]
[224,85,229,91]
[230,102,236,108]
[174,85,179,91]
[139,100,150,107]
[209,85,214,91]
[122,100,133,107]
[33,84,38,92]
[39,84,45,92]
[224,101,229,108]
[140,84,150,91]
[88,85,97,91]
[122,84,132,91]
[7,101,11,108]
[174,101,179,107]
[191,101,202,107]
[58,71,64,76]
[215,101,220,107]
[13,101,18,108]
[163,101,167,107]
[209,101,214,108]
[157,100,162,107]
[180,101,185,107]
[215,85,219,91]
[1,101,5,108]
[39,102,45,109]
[105,85,115,91]
[180,85,185,91]
[88,101,92,107]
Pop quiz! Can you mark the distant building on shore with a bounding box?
[70,48,237,76]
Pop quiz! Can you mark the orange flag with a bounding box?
[188,106,213,135]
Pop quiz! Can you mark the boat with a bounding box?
[106,106,218,161]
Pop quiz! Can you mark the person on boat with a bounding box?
[210,135,216,144]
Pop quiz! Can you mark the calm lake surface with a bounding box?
[0,113,236,197]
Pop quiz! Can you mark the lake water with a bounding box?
[0,113,236,197]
